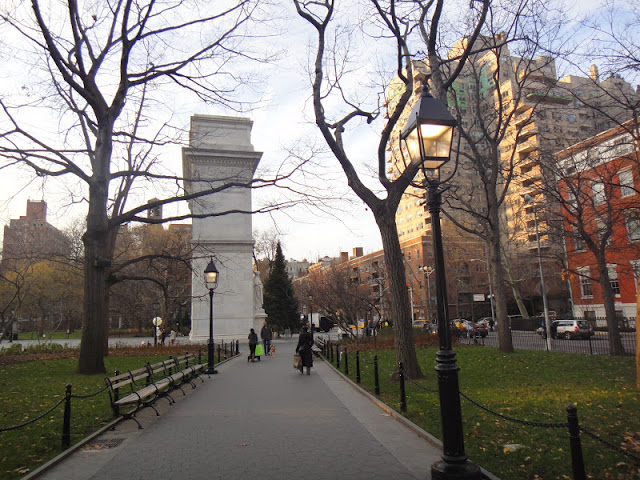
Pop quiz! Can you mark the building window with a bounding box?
[578,266,593,298]
[619,169,635,198]
[608,264,620,297]
[626,212,640,242]
[592,182,606,205]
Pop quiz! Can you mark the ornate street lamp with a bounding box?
[204,257,219,374]
[401,87,480,479]
[152,300,161,347]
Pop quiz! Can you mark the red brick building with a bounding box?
[2,200,69,268]
[556,121,640,323]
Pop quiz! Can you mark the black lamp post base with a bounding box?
[431,460,481,480]
[207,368,218,375]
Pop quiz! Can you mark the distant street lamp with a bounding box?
[152,300,160,347]
[401,87,480,479]
[523,194,552,351]
[204,257,219,374]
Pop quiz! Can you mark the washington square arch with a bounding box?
[182,114,267,342]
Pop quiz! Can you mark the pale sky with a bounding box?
[0,0,624,263]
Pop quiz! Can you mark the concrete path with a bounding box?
[35,337,445,480]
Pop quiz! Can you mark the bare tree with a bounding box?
[558,0,640,365]
[419,0,571,353]
[294,264,378,340]
[109,224,193,335]
[293,0,490,378]
[0,0,301,373]
[542,127,640,355]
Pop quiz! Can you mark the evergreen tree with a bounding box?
[263,242,300,333]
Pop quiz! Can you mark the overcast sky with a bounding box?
[0,0,621,263]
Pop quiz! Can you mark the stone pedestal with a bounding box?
[182,115,266,342]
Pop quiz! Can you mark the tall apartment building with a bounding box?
[2,200,69,268]
[391,35,639,315]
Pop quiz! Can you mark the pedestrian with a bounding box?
[170,329,177,345]
[260,321,272,356]
[248,328,258,362]
[488,319,495,332]
[160,327,168,345]
[296,326,314,375]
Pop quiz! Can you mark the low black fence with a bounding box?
[0,341,240,451]
[457,329,636,356]
[316,338,640,480]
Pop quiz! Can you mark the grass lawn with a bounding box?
[0,348,198,480]
[334,339,640,479]
[2,338,639,479]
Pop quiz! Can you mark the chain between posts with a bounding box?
[321,344,639,477]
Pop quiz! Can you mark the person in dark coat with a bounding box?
[296,327,314,375]
[248,328,258,362]
[260,321,272,356]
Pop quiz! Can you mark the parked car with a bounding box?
[469,323,489,338]
[424,323,438,335]
[478,317,497,331]
[412,320,427,328]
[537,319,594,340]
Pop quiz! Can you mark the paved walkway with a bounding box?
[35,337,446,480]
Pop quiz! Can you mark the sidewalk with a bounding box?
[34,337,445,480]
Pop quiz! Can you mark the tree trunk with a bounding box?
[78,226,109,374]
[376,209,423,380]
[504,259,532,320]
[595,257,624,355]
[491,245,514,353]
[485,194,514,353]
[77,127,113,374]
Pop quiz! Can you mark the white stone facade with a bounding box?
[182,115,266,342]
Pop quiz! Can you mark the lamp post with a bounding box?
[523,194,552,351]
[152,301,160,347]
[204,257,219,374]
[401,87,480,479]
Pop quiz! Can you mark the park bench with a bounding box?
[172,352,208,384]
[105,352,210,429]
[105,366,173,429]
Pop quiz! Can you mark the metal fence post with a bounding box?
[356,350,361,384]
[344,347,349,375]
[217,343,221,363]
[330,342,334,363]
[567,404,586,480]
[399,362,407,412]
[337,346,341,369]
[62,384,72,449]
[374,354,380,395]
